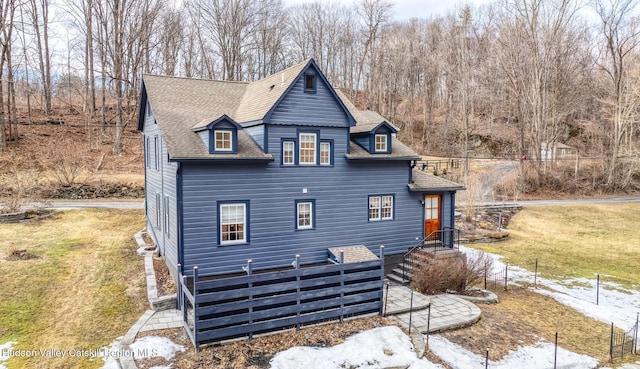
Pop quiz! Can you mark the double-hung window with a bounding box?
[283,141,295,165]
[299,133,316,165]
[368,195,394,221]
[296,200,314,230]
[320,142,331,165]
[220,203,247,245]
[154,136,160,170]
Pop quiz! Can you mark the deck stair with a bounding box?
[386,228,462,285]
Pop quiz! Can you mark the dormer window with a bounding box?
[214,130,232,151]
[375,134,388,152]
[192,115,241,154]
[304,72,316,93]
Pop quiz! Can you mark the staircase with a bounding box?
[386,228,461,285]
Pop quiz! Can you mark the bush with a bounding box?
[412,250,493,295]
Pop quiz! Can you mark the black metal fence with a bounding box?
[483,263,509,292]
[178,249,385,349]
[610,318,639,363]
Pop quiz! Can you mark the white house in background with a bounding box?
[541,142,573,161]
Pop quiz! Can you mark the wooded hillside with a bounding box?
[0,0,638,194]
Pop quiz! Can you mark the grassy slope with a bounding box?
[452,203,640,365]
[471,203,640,287]
[0,209,146,369]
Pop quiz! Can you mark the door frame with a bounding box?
[424,194,441,239]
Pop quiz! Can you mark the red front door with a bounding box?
[424,195,441,239]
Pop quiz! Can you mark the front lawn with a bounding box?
[471,203,640,287]
[0,209,146,369]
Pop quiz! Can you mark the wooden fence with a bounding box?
[178,249,385,349]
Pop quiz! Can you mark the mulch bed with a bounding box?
[153,254,177,296]
[136,316,400,369]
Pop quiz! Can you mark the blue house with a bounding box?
[137,59,463,345]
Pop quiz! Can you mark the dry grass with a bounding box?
[0,209,146,369]
[134,316,399,369]
[471,203,640,288]
[439,288,613,363]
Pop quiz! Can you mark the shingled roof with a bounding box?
[409,168,466,192]
[141,60,421,161]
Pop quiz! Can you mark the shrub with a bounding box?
[412,250,493,295]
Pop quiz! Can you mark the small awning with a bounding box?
[328,245,379,264]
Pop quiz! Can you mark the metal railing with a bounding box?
[402,227,460,283]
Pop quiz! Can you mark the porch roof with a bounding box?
[409,168,465,192]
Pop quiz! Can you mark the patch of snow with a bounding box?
[0,341,16,369]
[461,246,640,330]
[99,337,124,369]
[269,326,444,369]
[428,335,599,369]
[130,336,185,360]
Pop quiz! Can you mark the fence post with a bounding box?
[176,263,182,310]
[504,263,508,291]
[339,250,345,323]
[633,313,640,355]
[408,289,414,335]
[193,266,199,352]
[534,259,538,288]
[485,348,489,369]
[295,254,301,330]
[554,332,558,369]
[484,268,487,290]
[597,274,600,305]
[383,282,389,316]
[247,259,253,340]
[379,245,385,316]
[426,303,431,350]
[610,322,615,363]
[181,274,188,323]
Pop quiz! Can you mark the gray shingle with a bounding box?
[409,169,465,191]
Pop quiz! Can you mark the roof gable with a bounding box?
[192,115,242,132]
[263,60,356,127]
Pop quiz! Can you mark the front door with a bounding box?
[424,195,441,239]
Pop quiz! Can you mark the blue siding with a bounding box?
[143,104,179,280]
[245,125,265,150]
[269,73,351,127]
[180,125,426,276]
[354,135,370,151]
[197,131,209,149]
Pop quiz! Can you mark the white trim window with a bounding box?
[375,134,387,152]
[283,140,295,165]
[297,201,313,229]
[214,130,232,151]
[299,133,316,164]
[320,142,331,165]
[220,203,246,244]
[369,195,394,221]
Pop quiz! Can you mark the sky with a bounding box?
[283,0,497,20]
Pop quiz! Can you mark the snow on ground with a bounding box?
[130,336,185,360]
[429,335,599,369]
[461,246,640,330]
[99,336,184,369]
[100,338,123,369]
[0,341,16,369]
[269,326,444,369]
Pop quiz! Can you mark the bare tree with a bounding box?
[0,0,17,148]
[593,0,640,188]
[27,0,52,116]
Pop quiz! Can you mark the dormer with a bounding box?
[192,115,242,154]
[351,121,398,155]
